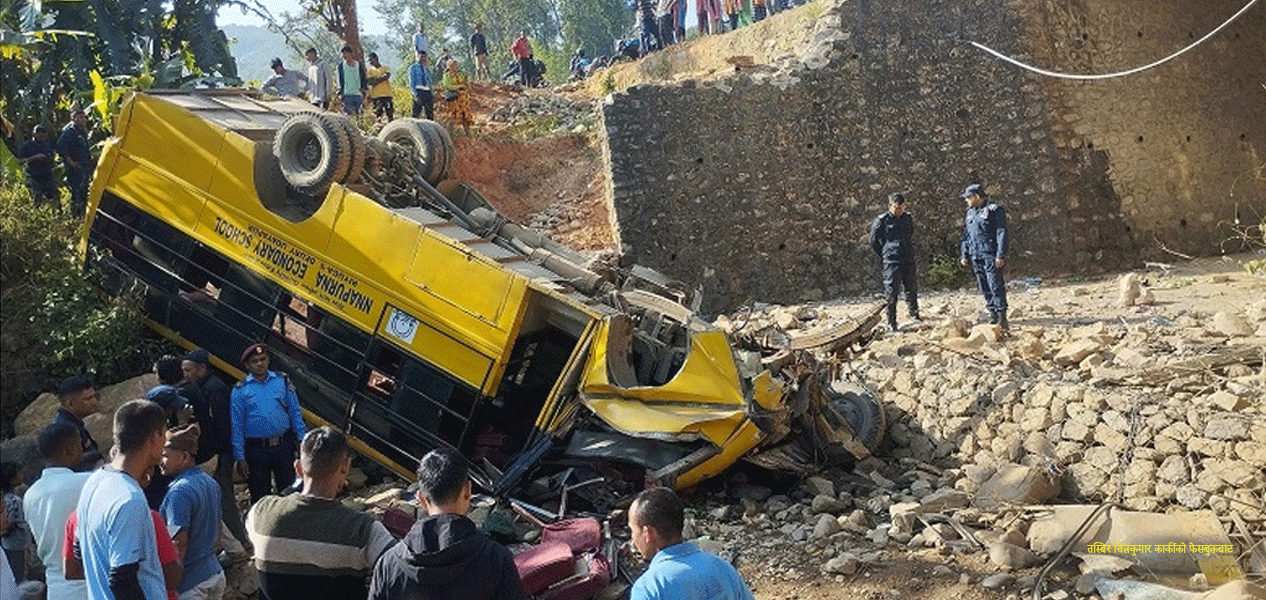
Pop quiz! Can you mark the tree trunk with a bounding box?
[341,0,362,58]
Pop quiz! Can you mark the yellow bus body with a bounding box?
[81,90,798,493]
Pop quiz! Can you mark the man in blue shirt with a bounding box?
[76,399,169,600]
[628,488,754,600]
[160,424,224,599]
[408,52,435,120]
[959,183,1010,330]
[869,192,920,332]
[231,343,307,503]
[56,110,93,215]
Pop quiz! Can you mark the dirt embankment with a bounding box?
[447,83,616,252]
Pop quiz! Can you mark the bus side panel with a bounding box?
[108,157,208,234]
[407,234,520,328]
[378,304,496,393]
[120,96,225,194]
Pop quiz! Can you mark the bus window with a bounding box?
[345,341,476,471]
[210,263,281,361]
[267,297,369,395]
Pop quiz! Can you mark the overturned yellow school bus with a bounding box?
[81,90,882,496]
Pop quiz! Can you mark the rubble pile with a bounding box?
[682,275,1265,596]
[487,91,598,134]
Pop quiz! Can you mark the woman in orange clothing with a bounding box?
[441,59,473,134]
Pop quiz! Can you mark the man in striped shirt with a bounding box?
[245,428,395,600]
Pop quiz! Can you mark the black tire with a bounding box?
[410,119,448,184]
[826,381,887,453]
[320,113,365,184]
[363,137,390,178]
[377,118,445,185]
[273,113,352,194]
[418,119,455,180]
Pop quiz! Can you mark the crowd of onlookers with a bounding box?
[633,0,803,56]
[260,22,557,135]
[3,341,757,600]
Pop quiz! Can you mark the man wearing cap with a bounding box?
[230,343,307,504]
[960,183,1010,329]
[160,424,224,599]
[869,192,920,332]
[261,58,310,98]
[182,350,250,553]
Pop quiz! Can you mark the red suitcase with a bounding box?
[515,540,576,595]
[542,551,612,600]
[541,518,602,554]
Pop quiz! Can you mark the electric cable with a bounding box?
[968,0,1260,80]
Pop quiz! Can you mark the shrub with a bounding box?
[925,253,969,289]
[1,185,163,432]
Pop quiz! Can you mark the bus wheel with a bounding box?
[825,380,887,454]
[363,138,390,179]
[417,120,455,182]
[273,113,352,195]
[320,113,366,185]
[377,119,446,186]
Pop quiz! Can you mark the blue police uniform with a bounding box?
[869,209,919,330]
[960,193,1009,323]
[231,371,307,502]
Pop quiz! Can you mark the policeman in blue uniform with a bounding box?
[959,183,1009,329]
[231,343,307,503]
[869,192,920,332]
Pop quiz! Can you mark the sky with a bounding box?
[217,0,390,37]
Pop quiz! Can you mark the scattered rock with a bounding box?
[988,540,1040,569]
[811,494,847,515]
[803,476,835,498]
[1054,339,1104,367]
[1211,311,1254,337]
[1118,273,1141,306]
[980,573,1016,589]
[823,554,860,575]
[974,463,1061,509]
[811,513,841,539]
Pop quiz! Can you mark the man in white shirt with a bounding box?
[305,48,330,109]
[23,423,92,600]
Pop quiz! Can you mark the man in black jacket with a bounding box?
[369,448,525,600]
[869,192,920,332]
[182,348,252,555]
[53,375,103,471]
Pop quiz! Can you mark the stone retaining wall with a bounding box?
[599,0,1266,313]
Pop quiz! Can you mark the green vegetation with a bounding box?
[511,114,560,140]
[1,0,237,131]
[600,71,616,95]
[0,186,165,430]
[925,253,969,289]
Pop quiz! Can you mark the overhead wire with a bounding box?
[967,0,1261,80]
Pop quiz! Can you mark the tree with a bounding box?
[301,0,364,57]
[371,0,571,81]
[1,0,238,132]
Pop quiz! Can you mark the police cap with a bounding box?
[240,343,268,364]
